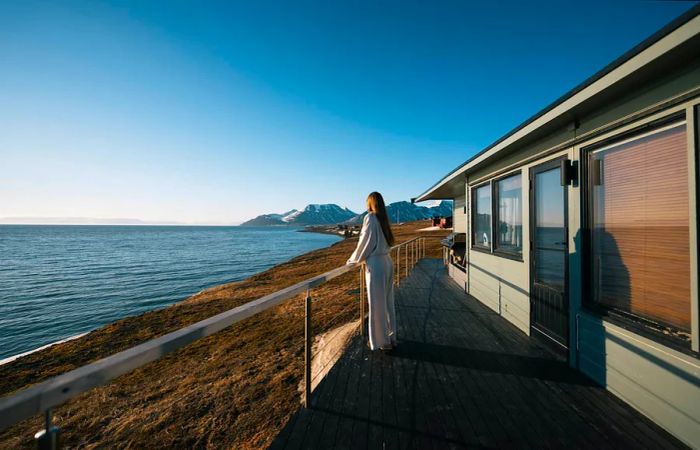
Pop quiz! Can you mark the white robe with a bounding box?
[346,213,396,350]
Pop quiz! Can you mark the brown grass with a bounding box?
[0,221,449,449]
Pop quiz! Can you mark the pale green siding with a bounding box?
[578,313,700,449]
[453,195,467,234]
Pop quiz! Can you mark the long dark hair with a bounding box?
[366,192,394,246]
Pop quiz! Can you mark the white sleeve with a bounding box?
[346,214,377,264]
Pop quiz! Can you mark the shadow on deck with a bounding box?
[270,259,686,449]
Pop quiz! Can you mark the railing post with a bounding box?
[35,408,59,450]
[396,247,401,286]
[393,248,396,286]
[405,242,408,277]
[304,289,312,408]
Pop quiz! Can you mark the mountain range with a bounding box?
[240,200,452,227]
[240,204,356,226]
[346,200,453,225]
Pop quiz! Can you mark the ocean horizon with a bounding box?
[0,225,341,360]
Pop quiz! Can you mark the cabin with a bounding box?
[414,6,700,447]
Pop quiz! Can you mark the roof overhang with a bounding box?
[415,5,700,203]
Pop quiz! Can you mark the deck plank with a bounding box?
[270,259,687,449]
[350,343,371,449]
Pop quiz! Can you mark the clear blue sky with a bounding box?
[0,1,695,224]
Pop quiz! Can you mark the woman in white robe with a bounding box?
[347,192,396,351]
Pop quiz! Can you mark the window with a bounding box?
[472,184,491,249]
[495,173,523,255]
[587,122,691,338]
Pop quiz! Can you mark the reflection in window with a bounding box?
[495,173,522,255]
[473,184,491,248]
[588,123,690,336]
[534,168,565,289]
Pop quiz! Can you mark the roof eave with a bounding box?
[414,5,700,203]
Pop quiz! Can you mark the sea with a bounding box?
[0,225,341,361]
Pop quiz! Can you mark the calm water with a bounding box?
[0,225,341,360]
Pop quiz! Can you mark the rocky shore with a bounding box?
[299,224,361,238]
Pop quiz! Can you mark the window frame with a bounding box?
[470,181,493,252]
[580,113,695,353]
[493,170,524,260]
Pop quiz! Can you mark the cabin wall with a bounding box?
[445,194,468,290]
[447,262,467,291]
[456,60,700,447]
[577,312,700,447]
[467,170,533,335]
[453,195,467,234]
[570,98,700,449]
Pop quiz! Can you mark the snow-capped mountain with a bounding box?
[426,200,452,218]
[345,200,453,224]
[282,204,357,225]
[276,209,299,220]
[240,204,357,227]
[237,215,279,226]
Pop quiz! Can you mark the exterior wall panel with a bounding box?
[447,263,466,291]
[467,255,501,314]
[578,312,700,448]
[453,195,467,234]
[501,283,529,334]
[467,242,529,331]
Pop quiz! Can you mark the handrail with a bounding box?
[0,264,354,431]
[0,235,434,446]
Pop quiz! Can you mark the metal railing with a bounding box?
[0,236,432,449]
[304,235,426,407]
[394,235,426,285]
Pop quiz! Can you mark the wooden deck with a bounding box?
[270,259,686,449]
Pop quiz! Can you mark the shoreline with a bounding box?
[0,332,88,367]
[0,228,342,366]
[298,225,348,237]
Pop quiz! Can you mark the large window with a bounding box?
[495,173,523,256]
[472,184,491,249]
[587,122,691,338]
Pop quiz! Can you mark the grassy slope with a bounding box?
[0,221,448,449]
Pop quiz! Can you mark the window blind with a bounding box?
[589,123,690,332]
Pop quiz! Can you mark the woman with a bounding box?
[346,192,396,351]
